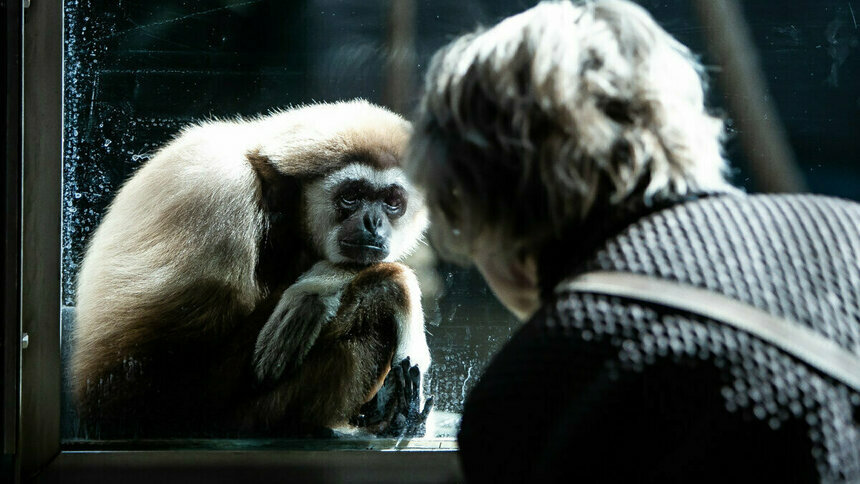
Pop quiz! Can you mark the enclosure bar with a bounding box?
[693,0,807,193]
[384,0,417,115]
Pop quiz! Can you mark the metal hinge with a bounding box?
[23,0,31,8]
[21,333,29,350]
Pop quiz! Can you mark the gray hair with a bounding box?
[407,0,735,260]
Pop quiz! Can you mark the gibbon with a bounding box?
[71,100,431,437]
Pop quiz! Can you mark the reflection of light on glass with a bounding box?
[460,365,474,405]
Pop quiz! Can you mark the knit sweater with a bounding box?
[458,194,860,483]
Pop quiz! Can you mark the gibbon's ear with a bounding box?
[247,150,304,213]
[248,149,314,291]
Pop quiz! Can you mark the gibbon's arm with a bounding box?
[389,264,431,380]
[253,261,351,385]
[245,262,428,432]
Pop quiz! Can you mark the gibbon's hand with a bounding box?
[354,357,434,437]
[253,262,349,385]
[253,294,346,387]
[253,292,329,386]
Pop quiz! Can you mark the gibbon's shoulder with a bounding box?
[120,100,411,195]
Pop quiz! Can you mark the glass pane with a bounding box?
[61,0,526,447]
[61,0,859,447]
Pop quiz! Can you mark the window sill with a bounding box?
[34,446,463,483]
[62,437,459,452]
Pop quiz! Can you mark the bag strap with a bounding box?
[557,271,860,392]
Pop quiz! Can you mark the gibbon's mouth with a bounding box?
[340,240,389,263]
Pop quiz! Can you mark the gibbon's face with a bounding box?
[306,162,427,265]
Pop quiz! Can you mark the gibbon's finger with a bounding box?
[400,362,413,404]
[399,357,411,380]
[394,364,408,411]
[412,396,432,425]
[420,396,434,421]
[408,364,420,382]
[403,396,434,437]
[408,364,421,408]
[400,358,415,403]
[373,358,437,437]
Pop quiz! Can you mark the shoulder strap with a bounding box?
[558,271,860,392]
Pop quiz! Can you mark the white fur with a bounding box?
[393,266,431,377]
[322,163,411,192]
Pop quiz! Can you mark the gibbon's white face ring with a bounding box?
[305,162,428,265]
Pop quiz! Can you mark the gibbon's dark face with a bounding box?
[334,178,407,264]
[305,162,428,266]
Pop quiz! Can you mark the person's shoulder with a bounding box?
[663,192,859,218]
[623,192,860,242]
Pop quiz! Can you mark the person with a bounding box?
[406,1,860,482]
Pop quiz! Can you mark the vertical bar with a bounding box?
[692,0,806,193]
[21,0,63,477]
[383,0,417,115]
[4,0,24,481]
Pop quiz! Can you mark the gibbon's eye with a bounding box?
[339,194,359,208]
[384,199,400,211]
[383,193,406,215]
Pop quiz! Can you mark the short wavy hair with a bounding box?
[407,0,734,260]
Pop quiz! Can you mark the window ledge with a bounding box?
[35,447,463,483]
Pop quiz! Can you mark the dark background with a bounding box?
[61,0,860,435]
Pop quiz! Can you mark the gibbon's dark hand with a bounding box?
[354,357,433,437]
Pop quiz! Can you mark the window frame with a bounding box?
[4,0,24,480]
[14,1,461,481]
[20,0,62,477]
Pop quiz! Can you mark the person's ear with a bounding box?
[509,248,539,293]
[474,244,540,321]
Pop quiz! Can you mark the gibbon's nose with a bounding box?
[363,211,383,234]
